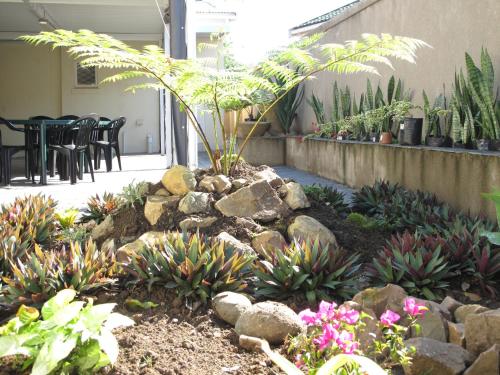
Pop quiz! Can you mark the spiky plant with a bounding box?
[352,180,405,215]
[23,30,427,175]
[253,239,361,302]
[307,92,328,126]
[1,240,116,305]
[119,181,149,208]
[469,245,500,298]
[302,184,349,214]
[81,192,122,224]
[122,232,254,303]
[55,208,80,229]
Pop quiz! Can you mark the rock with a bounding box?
[352,284,408,317]
[287,215,338,248]
[101,238,116,254]
[235,217,264,233]
[216,232,255,256]
[465,309,500,355]
[253,168,283,188]
[154,188,171,196]
[411,299,449,342]
[144,195,180,226]
[161,165,197,195]
[91,215,114,242]
[199,175,232,194]
[403,337,475,375]
[215,180,289,222]
[464,344,499,375]
[179,216,217,232]
[357,308,382,352]
[455,304,490,323]
[178,192,210,215]
[441,296,463,316]
[138,231,167,247]
[235,301,305,344]
[239,335,264,352]
[232,178,247,189]
[283,182,310,210]
[251,231,287,254]
[448,322,465,347]
[212,292,252,326]
[116,239,145,263]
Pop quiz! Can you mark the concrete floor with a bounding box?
[1,153,353,209]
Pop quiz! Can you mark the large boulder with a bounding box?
[199,175,232,194]
[464,344,499,375]
[251,230,287,254]
[403,337,475,375]
[144,195,180,226]
[235,301,305,344]
[161,165,197,195]
[440,296,463,316]
[179,216,217,232]
[465,309,500,355]
[91,215,114,243]
[216,232,255,256]
[287,215,338,248]
[283,182,310,210]
[212,292,252,326]
[411,299,449,342]
[178,192,210,215]
[455,304,490,324]
[448,322,465,347]
[352,284,408,317]
[215,180,289,222]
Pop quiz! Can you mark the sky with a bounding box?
[227,0,353,64]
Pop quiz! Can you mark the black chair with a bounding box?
[50,115,98,184]
[28,115,53,176]
[92,117,126,172]
[57,115,79,121]
[0,118,35,185]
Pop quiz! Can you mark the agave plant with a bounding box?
[81,192,122,223]
[302,184,349,214]
[122,232,254,303]
[253,239,361,302]
[1,239,116,305]
[370,232,453,300]
[23,30,427,175]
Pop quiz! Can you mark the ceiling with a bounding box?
[0,0,169,37]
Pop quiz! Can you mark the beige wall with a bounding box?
[297,0,500,133]
[0,40,160,154]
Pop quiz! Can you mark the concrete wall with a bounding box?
[0,40,160,154]
[240,136,286,166]
[297,0,500,133]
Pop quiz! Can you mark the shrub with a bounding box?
[303,184,349,214]
[370,232,453,300]
[0,289,134,374]
[351,180,405,216]
[119,180,149,208]
[253,239,361,302]
[54,208,79,229]
[1,239,116,305]
[470,245,500,297]
[122,232,254,303]
[81,192,122,224]
[346,212,386,230]
[59,226,89,245]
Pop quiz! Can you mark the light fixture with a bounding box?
[38,18,48,25]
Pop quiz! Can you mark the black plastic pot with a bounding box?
[453,142,468,150]
[490,139,500,151]
[400,118,423,146]
[476,139,490,152]
[426,136,453,148]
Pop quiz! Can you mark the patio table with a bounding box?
[4,119,109,185]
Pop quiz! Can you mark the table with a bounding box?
[5,119,109,185]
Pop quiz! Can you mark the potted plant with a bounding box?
[423,90,452,147]
[391,101,420,145]
[363,107,389,143]
[236,105,272,138]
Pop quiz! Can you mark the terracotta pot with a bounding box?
[379,132,393,144]
[236,121,271,139]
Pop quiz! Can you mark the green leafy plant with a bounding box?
[307,92,328,126]
[1,240,116,305]
[0,289,134,374]
[346,212,386,230]
[352,180,405,216]
[422,89,451,141]
[59,226,89,245]
[469,245,500,297]
[370,232,453,300]
[275,78,304,134]
[81,192,122,224]
[23,30,427,175]
[253,239,361,302]
[481,190,500,245]
[122,232,254,303]
[302,184,349,214]
[119,181,149,208]
[54,208,79,230]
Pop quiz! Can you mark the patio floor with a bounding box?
[0,153,353,209]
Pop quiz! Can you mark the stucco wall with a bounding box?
[0,40,160,154]
[297,0,500,133]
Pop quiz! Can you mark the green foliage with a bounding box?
[422,89,451,140]
[59,226,89,245]
[0,289,134,375]
[370,232,453,300]
[346,213,385,230]
[302,184,349,214]
[55,208,79,230]
[481,190,500,245]
[119,181,149,208]
[352,180,404,216]
[81,192,122,224]
[22,29,427,175]
[253,239,361,302]
[1,240,116,305]
[122,232,254,303]
[307,92,328,125]
[275,78,304,134]
[470,245,500,297]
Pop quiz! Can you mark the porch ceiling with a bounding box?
[0,0,169,37]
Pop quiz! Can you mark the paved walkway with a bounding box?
[1,153,354,209]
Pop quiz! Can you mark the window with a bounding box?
[75,62,97,87]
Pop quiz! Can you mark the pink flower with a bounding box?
[298,308,318,326]
[317,301,337,321]
[294,354,304,368]
[337,306,360,325]
[336,330,359,354]
[313,323,339,350]
[380,310,400,326]
[403,298,428,317]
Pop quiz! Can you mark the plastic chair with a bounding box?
[92,117,126,172]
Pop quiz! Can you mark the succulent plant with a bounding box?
[370,232,453,300]
[81,192,122,224]
[302,184,349,214]
[122,232,254,303]
[119,180,149,208]
[352,180,405,216]
[253,239,361,302]
[54,208,80,229]
[1,239,116,305]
